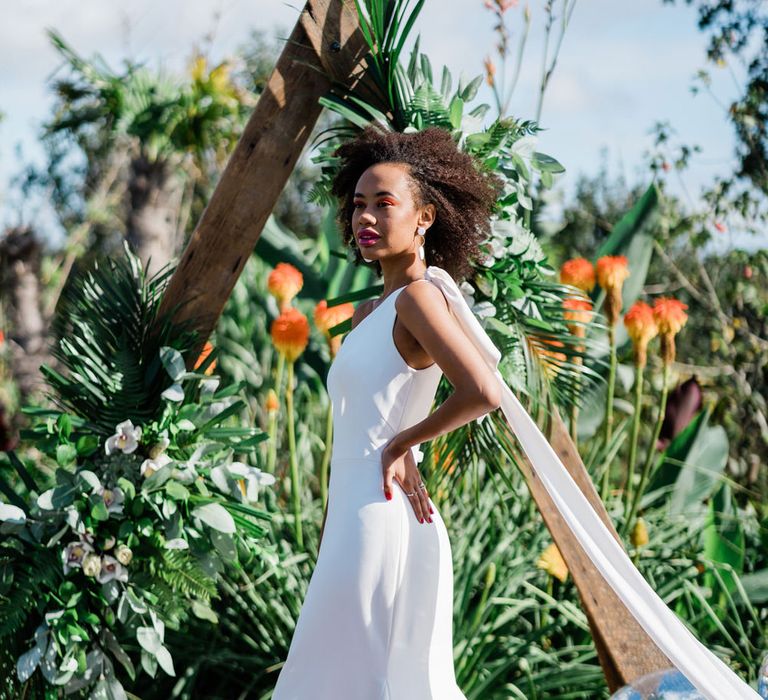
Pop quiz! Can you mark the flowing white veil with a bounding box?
[423,264,760,700]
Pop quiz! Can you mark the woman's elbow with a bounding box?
[474,380,501,412]
[483,385,502,411]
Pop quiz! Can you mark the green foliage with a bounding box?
[127,437,766,698]
[150,550,220,617]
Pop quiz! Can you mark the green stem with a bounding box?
[623,365,645,512]
[622,363,671,538]
[569,357,582,444]
[600,323,617,500]
[541,575,554,631]
[286,361,302,549]
[569,403,579,444]
[266,352,285,474]
[319,400,333,509]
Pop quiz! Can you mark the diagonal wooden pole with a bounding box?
[155,0,370,356]
[495,408,672,692]
[156,0,671,691]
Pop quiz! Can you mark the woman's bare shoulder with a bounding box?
[395,278,450,318]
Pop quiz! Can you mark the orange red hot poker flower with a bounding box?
[596,255,630,325]
[268,263,304,312]
[596,255,630,291]
[265,388,279,413]
[314,299,355,357]
[559,257,596,294]
[623,301,658,369]
[271,307,310,362]
[653,297,689,336]
[653,297,688,364]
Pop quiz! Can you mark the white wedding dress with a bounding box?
[271,278,466,699]
[272,265,759,700]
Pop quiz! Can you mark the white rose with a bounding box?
[81,552,102,578]
[115,544,133,566]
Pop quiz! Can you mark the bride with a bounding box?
[271,125,759,700]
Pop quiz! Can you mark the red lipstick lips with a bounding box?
[358,228,381,246]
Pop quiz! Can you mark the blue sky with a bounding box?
[0,0,744,247]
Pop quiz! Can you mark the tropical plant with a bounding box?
[44,30,254,277]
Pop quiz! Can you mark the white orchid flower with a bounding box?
[62,540,94,575]
[161,383,184,402]
[458,280,497,320]
[0,503,26,526]
[0,503,26,523]
[148,433,170,459]
[211,461,276,503]
[474,301,497,319]
[115,544,133,565]
[95,486,125,515]
[459,280,476,308]
[200,377,220,396]
[140,452,173,479]
[97,555,129,583]
[509,134,538,158]
[171,465,198,484]
[105,420,142,455]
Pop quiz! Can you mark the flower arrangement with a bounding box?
[0,247,275,695]
[3,363,274,693]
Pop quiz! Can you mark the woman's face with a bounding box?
[351,162,433,263]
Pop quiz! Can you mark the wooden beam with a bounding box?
[495,408,672,692]
[155,0,369,358]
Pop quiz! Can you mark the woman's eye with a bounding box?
[353,200,391,208]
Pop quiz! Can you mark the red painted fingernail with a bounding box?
[419,517,423,523]
[385,491,392,500]
[428,517,433,523]
[429,506,433,514]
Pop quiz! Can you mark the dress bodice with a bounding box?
[326,285,443,462]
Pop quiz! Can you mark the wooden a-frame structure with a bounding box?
[157,0,671,692]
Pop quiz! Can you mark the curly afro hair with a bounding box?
[329,125,503,282]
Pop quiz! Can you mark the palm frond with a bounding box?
[0,546,62,640]
[40,242,198,435]
[405,81,452,130]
